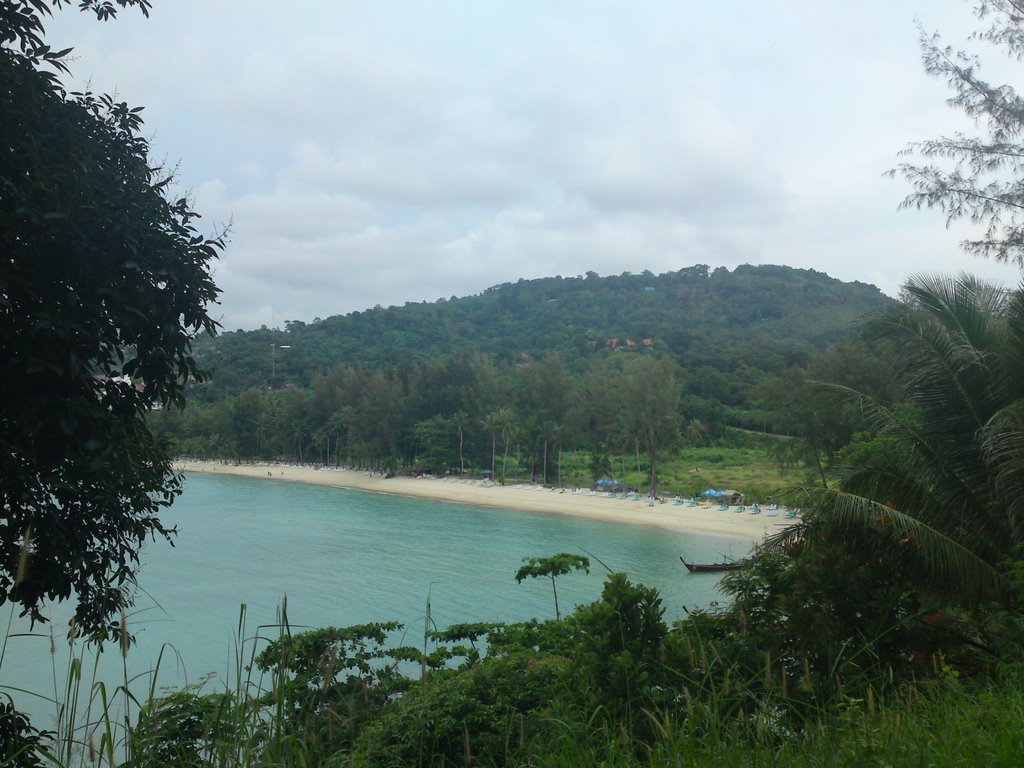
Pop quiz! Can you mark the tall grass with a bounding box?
[6,601,1024,767]
[1,599,323,767]
[518,668,1024,768]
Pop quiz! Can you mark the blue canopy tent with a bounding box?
[701,488,726,498]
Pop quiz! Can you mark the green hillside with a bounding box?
[196,264,893,394]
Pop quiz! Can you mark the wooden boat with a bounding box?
[679,556,742,573]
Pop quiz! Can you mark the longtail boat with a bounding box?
[679,556,742,573]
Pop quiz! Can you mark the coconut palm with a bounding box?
[777,274,1024,607]
[497,408,518,484]
[451,410,469,476]
[481,411,501,478]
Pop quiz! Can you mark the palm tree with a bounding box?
[292,426,306,464]
[326,411,347,467]
[685,418,707,447]
[311,429,326,465]
[552,423,566,488]
[537,420,557,485]
[481,412,501,478]
[452,410,469,476]
[255,414,270,459]
[782,274,1024,607]
[497,408,517,484]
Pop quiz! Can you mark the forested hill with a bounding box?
[196,264,893,393]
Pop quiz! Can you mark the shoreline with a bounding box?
[177,460,797,546]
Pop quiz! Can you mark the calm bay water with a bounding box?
[3,472,750,727]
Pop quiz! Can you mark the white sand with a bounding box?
[177,460,797,545]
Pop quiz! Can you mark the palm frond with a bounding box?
[857,274,1009,432]
[823,383,1008,562]
[814,490,1007,607]
[980,399,1024,540]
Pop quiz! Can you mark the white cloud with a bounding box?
[42,0,1024,329]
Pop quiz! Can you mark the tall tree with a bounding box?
[451,410,469,476]
[517,353,573,483]
[891,1,1024,265]
[496,408,517,483]
[413,415,455,474]
[1,0,223,637]
[481,411,502,478]
[577,360,627,480]
[349,369,406,470]
[618,357,681,495]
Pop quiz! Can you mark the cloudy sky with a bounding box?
[47,0,1023,331]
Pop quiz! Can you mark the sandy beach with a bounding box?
[177,460,797,545]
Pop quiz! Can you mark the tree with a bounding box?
[348,369,406,470]
[496,408,517,483]
[761,368,844,488]
[517,353,573,484]
[788,274,1024,607]
[1,1,223,637]
[617,357,681,495]
[514,553,590,620]
[481,411,501,478]
[413,415,454,474]
[891,1,1024,265]
[577,360,626,477]
[451,409,469,475]
[685,418,708,447]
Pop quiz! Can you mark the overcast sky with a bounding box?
[47,0,1024,331]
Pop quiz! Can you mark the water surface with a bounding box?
[2,472,749,726]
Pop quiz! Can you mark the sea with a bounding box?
[1,472,750,730]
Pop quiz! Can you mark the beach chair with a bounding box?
[733,505,745,513]
[750,506,761,515]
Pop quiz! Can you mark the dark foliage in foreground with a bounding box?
[1,1,222,636]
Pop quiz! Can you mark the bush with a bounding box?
[352,654,563,767]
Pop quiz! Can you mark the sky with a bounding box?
[45,0,1024,331]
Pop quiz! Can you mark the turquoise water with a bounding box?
[2,472,749,727]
